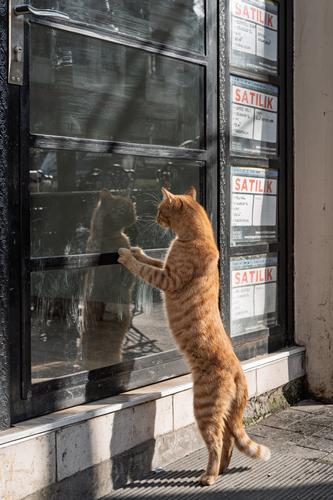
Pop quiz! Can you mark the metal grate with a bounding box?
[105,446,333,499]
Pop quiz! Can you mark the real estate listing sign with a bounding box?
[230,76,278,157]
[230,253,278,336]
[230,166,278,245]
[230,0,278,75]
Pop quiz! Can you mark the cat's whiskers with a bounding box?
[142,192,162,207]
[138,220,159,238]
[137,213,157,221]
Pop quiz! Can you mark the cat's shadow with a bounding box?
[122,466,251,490]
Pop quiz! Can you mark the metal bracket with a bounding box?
[14,5,70,20]
[8,0,24,85]
[8,2,70,86]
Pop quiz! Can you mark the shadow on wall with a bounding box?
[43,394,161,497]
[110,401,157,490]
[84,375,160,494]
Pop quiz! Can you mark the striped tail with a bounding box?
[231,425,271,461]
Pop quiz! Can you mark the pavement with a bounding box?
[106,400,333,499]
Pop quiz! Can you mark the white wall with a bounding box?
[294,0,333,398]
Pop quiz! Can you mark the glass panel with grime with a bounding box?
[31,263,174,381]
[30,24,204,147]
[30,149,203,258]
[32,0,205,54]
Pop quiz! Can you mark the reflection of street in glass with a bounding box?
[29,107,201,381]
[31,302,174,381]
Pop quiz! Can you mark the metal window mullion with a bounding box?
[20,21,32,400]
[229,66,281,87]
[30,246,171,272]
[30,252,127,271]
[205,0,219,239]
[31,18,208,67]
[30,134,208,161]
[0,0,11,429]
[276,0,289,342]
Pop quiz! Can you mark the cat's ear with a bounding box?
[185,186,197,201]
[100,188,113,201]
[161,187,175,203]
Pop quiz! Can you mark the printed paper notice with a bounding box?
[231,286,254,320]
[230,77,278,157]
[230,254,278,336]
[231,0,278,74]
[231,167,278,245]
[252,194,276,226]
[232,194,253,226]
[254,282,277,315]
[253,109,277,143]
[232,105,255,140]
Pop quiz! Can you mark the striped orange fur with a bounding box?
[118,187,270,486]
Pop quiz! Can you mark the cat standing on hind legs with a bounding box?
[118,186,271,486]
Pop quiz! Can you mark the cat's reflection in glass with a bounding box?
[81,189,137,368]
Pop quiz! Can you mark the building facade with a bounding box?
[1,0,322,497]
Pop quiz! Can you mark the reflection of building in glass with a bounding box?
[29,149,201,379]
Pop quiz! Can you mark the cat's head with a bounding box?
[93,189,136,232]
[157,187,212,238]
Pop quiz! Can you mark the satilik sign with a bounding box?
[230,166,278,245]
[233,266,276,285]
[230,253,278,337]
[234,176,274,193]
[230,0,278,74]
[230,76,278,157]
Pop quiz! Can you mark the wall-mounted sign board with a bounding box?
[230,253,278,337]
[230,0,278,75]
[230,166,278,245]
[230,76,278,157]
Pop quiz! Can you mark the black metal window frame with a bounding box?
[9,1,219,422]
[219,0,294,361]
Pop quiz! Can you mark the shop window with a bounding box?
[8,0,292,421]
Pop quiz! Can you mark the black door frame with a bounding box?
[9,1,219,423]
[0,2,11,431]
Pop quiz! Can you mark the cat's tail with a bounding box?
[229,423,271,461]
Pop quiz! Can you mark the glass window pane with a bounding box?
[30,24,204,147]
[32,0,205,54]
[30,149,203,257]
[31,264,173,381]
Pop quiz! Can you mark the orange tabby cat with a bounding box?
[118,187,270,486]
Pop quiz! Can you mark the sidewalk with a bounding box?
[106,400,333,499]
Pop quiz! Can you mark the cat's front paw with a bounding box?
[118,248,132,266]
[131,246,144,258]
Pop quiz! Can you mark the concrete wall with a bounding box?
[294,0,333,399]
[0,348,305,498]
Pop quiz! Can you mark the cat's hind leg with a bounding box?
[219,389,242,474]
[219,425,235,474]
[197,418,223,486]
[194,380,233,486]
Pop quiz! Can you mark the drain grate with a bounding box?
[105,447,333,499]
